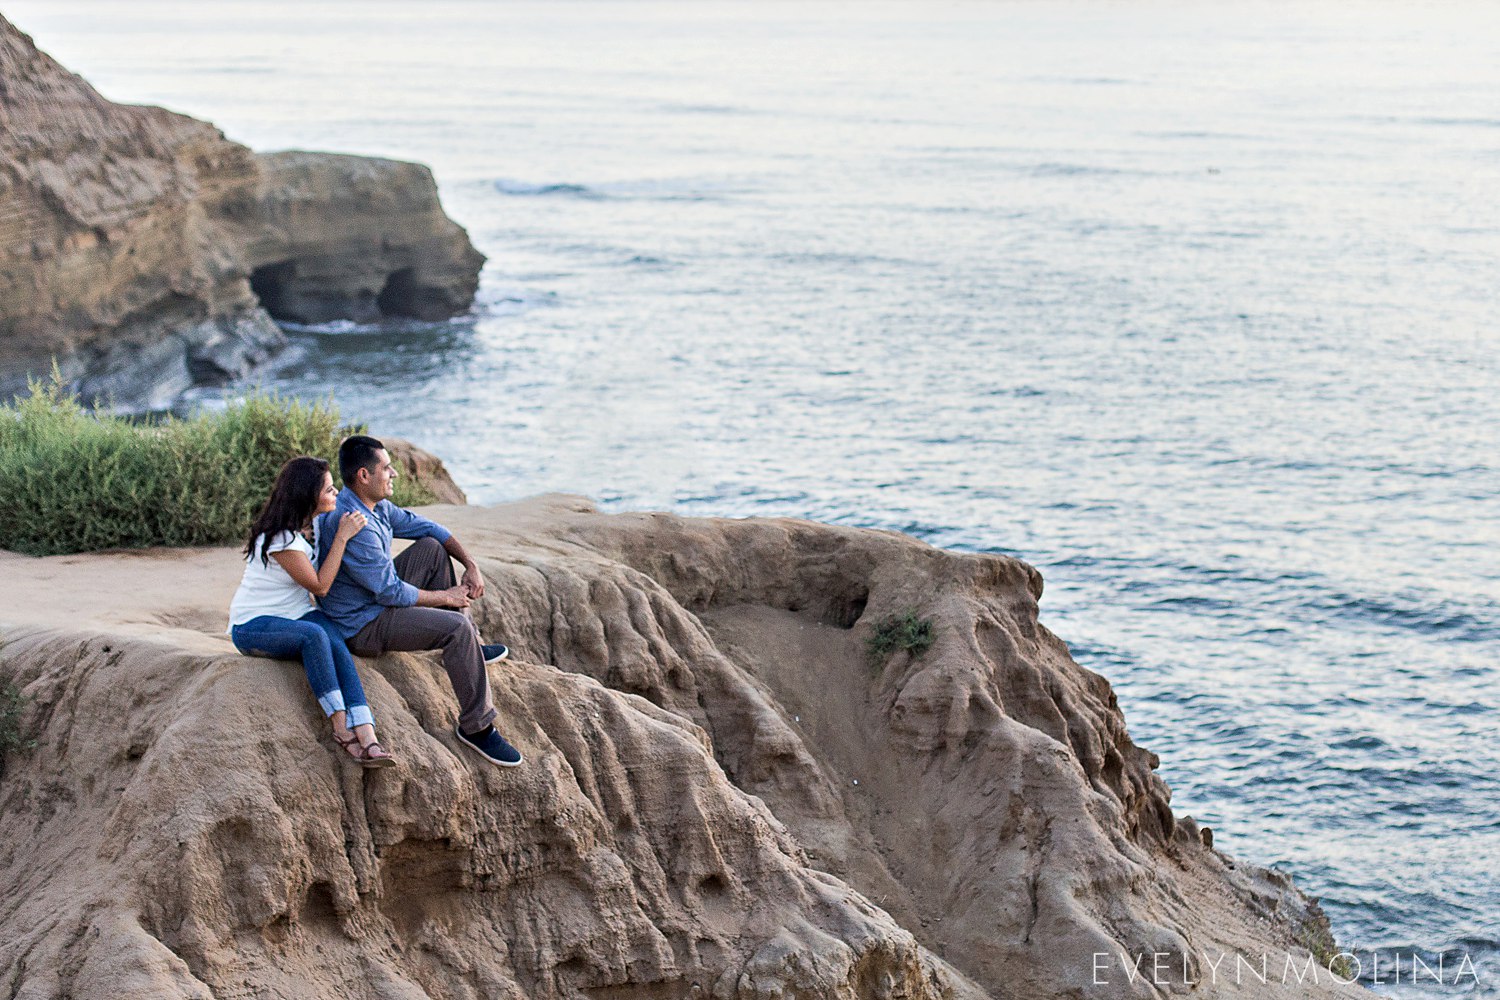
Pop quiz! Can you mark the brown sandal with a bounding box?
[353,741,395,769]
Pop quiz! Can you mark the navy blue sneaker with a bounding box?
[482,643,509,664]
[455,723,523,767]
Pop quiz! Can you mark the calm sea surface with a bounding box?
[11,1,1498,993]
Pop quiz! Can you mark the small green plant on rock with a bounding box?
[0,680,36,773]
[866,610,935,667]
[1295,916,1354,981]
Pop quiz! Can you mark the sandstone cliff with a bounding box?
[0,497,1364,999]
[0,15,484,411]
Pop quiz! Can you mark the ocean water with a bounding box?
[11,1,1498,994]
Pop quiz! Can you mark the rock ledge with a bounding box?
[0,497,1364,999]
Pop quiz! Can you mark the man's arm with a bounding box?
[341,528,471,609]
[338,526,421,608]
[416,585,471,609]
[385,503,484,598]
[443,535,485,599]
[386,504,453,545]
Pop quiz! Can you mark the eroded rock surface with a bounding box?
[0,497,1362,999]
[0,15,483,411]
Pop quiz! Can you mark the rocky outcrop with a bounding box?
[385,436,469,505]
[0,14,278,411]
[242,152,483,326]
[0,497,1364,999]
[0,15,483,411]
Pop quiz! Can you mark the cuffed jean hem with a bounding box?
[315,691,374,729]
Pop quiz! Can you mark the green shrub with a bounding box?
[866,610,936,666]
[0,373,435,555]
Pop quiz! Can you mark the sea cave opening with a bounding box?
[248,260,296,321]
[377,267,426,319]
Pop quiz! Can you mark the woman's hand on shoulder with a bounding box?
[334,510,368,543]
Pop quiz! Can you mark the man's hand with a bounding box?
[461,562,485,599]
[444,537,485,599]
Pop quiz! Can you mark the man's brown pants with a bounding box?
[347,537,498,734]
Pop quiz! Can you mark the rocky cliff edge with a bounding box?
[0,14,484,411]
[0,497,1365,999]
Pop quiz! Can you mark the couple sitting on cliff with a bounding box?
[225,436,523,769]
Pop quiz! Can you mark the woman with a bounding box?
[227,456,394,767]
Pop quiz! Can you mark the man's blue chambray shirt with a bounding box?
[315,486,452,637]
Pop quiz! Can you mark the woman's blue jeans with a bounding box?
[231,610,374,728]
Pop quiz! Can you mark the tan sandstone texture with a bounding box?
[0,14,484,411]
[0,497,1365,999]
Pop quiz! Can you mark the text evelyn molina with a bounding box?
[1092,950,1480,989]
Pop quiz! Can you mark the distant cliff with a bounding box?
[0,496,1365,999]
[0,14,483,411]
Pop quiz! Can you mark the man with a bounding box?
[315,435,523,767]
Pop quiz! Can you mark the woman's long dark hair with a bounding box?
[243,456,330,566]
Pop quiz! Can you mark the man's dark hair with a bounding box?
[339,434,386,486]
